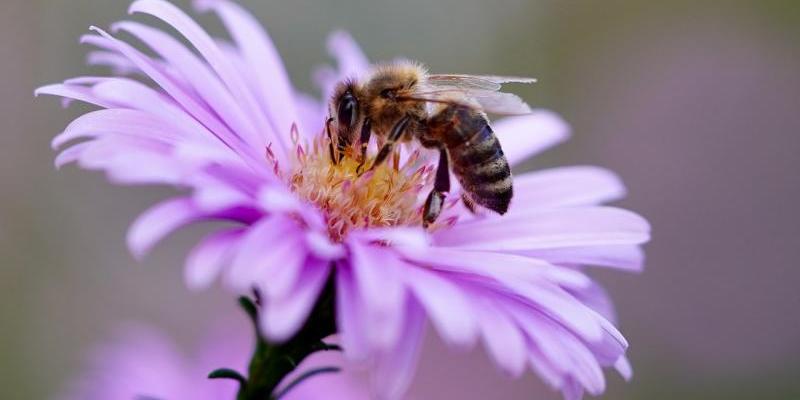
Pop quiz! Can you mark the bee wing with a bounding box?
[427,74,537,91]
[470,90,533,115]
[408,88,533,115]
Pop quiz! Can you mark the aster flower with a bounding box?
[60,322,368,400]
[38,0,650,399]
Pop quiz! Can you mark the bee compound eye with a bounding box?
[337,93,358,130]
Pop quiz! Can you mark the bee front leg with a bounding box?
[355,118,372,174]
[423,148,451,228]
[371,115,411,170]
[325,117,338,164]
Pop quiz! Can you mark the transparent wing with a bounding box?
[427,74,537,92]
[407,88,533,115]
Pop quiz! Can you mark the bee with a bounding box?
[328,61,535,227]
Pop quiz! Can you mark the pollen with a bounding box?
[288,133,431,241]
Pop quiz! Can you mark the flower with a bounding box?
[59,322,369,400]
[38,0,650,399]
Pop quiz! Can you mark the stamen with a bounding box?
[288,134,429,241]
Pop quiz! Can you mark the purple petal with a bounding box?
[493,110,570,166]
[198,0,302,144]
[528,345,565,390]
[513,166,626,208]
[35,84,114,108]
[335,265,370,360]
[305,230,346,260]
[561,378,585,400]
[614,356,633,381]
[88,79,222,145]
[128,0,290,160]
[260,259,331,342]
[111,21,264,150]
[184,228,243,290]
[85,27,263,171]
[127,197,203,259]
[327,30,370,79]
[87,50,139,75]
[52,109,185,149]
[373,299,425,400]
[226,215,303,292]
[316,31,371,100]
[54,142,91,169]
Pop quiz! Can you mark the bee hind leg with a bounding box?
[462,193,477,214]
[423,148,451,228]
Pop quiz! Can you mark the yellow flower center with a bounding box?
[288,133,430,241]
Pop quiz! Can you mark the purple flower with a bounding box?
[60,323,369,400]
[38,0,650,398]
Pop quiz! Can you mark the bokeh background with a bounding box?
[2,0,799,399]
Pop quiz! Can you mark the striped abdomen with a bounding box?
[442,108,513,214]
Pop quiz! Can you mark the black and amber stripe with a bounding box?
[446,112,513,215]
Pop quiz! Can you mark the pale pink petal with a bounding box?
[349,243,406,348]
[493,110,570,166]
[475,299,527,377]
[504,280,604,342]
[516,245,645,272]
[397,245,557,283]
[513,166,626,208]
[405,267,478,347]
[514,306,606,395]
[437,207,650,251]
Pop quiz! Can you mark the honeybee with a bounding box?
[328,61,535,227]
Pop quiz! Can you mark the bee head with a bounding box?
[330,80,363,145]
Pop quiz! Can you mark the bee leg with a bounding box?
[325,117,338,164]
[462,193,477,214]
[423,148,451,228]
[371,115,411,170]
[355,118,372,174]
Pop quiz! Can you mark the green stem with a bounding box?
[235,278,337,400]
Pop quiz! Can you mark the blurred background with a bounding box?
[2,0,799,399]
